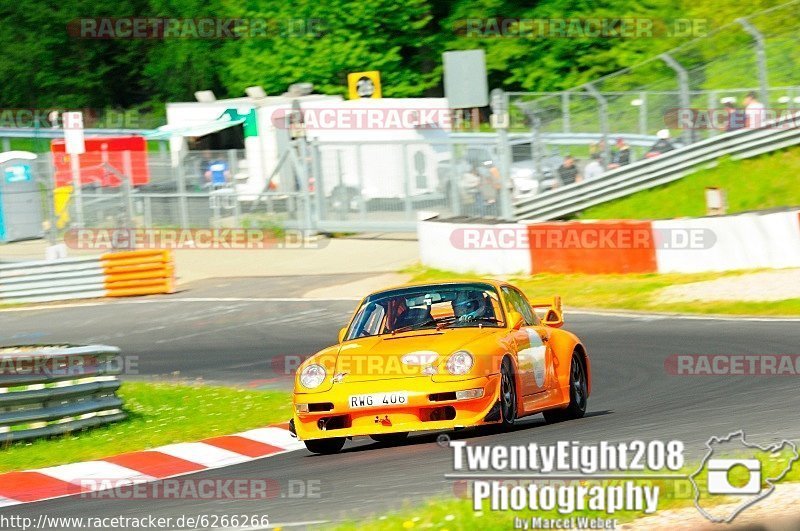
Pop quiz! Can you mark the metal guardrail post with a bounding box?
[737,18,769,107]
[660,53,692,145]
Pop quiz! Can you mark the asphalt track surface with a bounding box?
[0,276,799,529]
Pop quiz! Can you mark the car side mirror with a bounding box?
[338,327,347,343]
[543,309,564,328]
[508,311,524,330]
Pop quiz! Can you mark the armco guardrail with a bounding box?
[0,345,126,443]
[0,249,175,304]
[513,112,800,220]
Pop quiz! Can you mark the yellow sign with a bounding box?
[54,185,73,229]
[347,71,382,99]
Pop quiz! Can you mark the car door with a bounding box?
[503,287,551,396]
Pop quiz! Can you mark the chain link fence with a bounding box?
[509,1,800,154]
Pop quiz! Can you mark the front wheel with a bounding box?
[543,354,588,423]
[500,358,517,427]
[304,437,346,455]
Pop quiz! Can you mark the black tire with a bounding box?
[370,432,409,444]
[543,354,588,424]
[500,358,517,427]
[304,437,346,455]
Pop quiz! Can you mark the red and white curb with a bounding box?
[0,423,303,506]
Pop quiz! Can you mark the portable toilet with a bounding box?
[0,151,43,243]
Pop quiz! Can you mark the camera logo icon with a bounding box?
[690,431,798,523]
[706,458,761,495]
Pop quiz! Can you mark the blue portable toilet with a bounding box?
[0,151,43,243]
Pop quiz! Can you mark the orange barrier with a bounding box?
[101,250,175,297]
[527,220,658,274]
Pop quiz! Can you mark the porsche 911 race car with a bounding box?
[289,280,591,454]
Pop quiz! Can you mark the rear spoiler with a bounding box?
[530,296,564,326]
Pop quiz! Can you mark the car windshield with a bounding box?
[345,283,505,340]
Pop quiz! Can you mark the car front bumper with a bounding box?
[292,375,501,441]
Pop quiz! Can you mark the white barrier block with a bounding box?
[654,210,800,273]
[417,220,531,275]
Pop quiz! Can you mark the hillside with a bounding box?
[579,146,800,220]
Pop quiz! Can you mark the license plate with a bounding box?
[348,392,409,409]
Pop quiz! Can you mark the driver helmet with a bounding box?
[453,289,486,319]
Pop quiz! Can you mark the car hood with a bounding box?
[334,327,495,382]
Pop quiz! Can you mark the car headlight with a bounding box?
[446,351,474,375]
[299,364,326,389]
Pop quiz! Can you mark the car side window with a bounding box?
[502,288,536,326]
[514,289,540,326]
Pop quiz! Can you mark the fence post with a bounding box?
[491,88,513,220]
[584,83,609,163]
[660,53,691,145]
[355,143,367,220]
[561,92,571,134]
[171,136,189,228]
[638,91,648,136]
[402,143,412,219]
[121,151,135,230]
[449,143,461,217]
[707,90,718,138]
[44,157,57,245]
[310,139,326,222]
[736,18,769,107]
[70,153,84,227]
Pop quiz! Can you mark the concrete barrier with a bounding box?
[417,209,800,275]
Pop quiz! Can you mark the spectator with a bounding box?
[476,162,501,216]
[583,154,604,181]
[204,156,231,189]
[556,154,581,186]
[743,91,766,128]
[607,137,631,169]
[646,129,675,158]
[589,139,608,166]
[724,101,746,132]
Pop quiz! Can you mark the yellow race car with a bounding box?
[289,279,591,454]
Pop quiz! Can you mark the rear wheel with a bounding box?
[304,437,346,455]
[500,358,517,426]
[370,432,409,444]
[543,354,587,423]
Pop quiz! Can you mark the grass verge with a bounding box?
[0,382,291,473]
[404,265,800,316]
[579,147,800,220]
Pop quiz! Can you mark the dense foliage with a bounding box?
[0,0,790,109]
